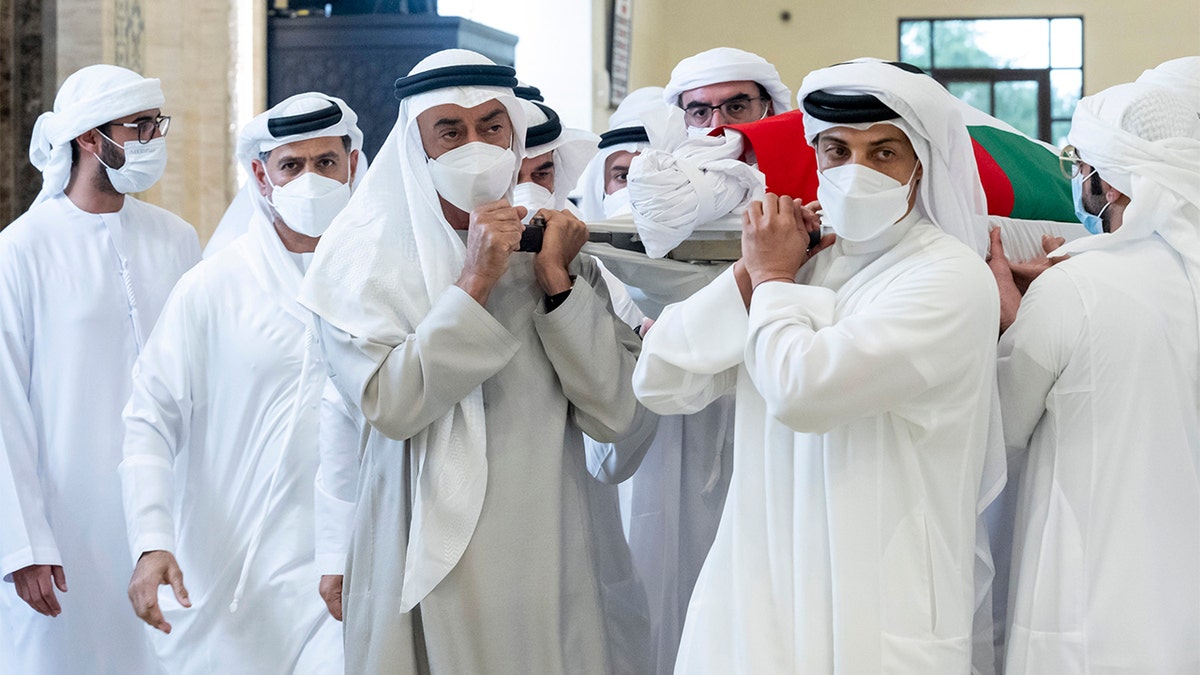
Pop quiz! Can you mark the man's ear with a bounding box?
[1101,179,1128,207]
[251,159,271,197]
[349,149,360,184]
[75,128,103,155]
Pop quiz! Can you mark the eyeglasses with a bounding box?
[683,95,769,127]
[114,115,171,144]
[1058,144,1085,179]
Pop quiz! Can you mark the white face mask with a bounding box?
[816,162,919,242]
[602,187,632,219]
[426,142,517,213]
[265,170,351,238]
[686,125,715,138]
[94,132,168,194]
[511,182,555,223]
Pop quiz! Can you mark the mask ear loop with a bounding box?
[1079,169,1111,223]
[262,166,280,210]
[91,128,126,171]
[902,159,922,203]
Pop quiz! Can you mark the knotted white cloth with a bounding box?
[578,86,663,221]
[1136,56,1200,115]
[29,64,164,205]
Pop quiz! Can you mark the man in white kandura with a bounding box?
[995,82,1200,673]
[0,64,199,674]
[633,59,1002,673]
[614,48,795,675]
[120,93,361,674]
[298,49,657,673]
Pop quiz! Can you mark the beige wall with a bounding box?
[595,0,1199,124]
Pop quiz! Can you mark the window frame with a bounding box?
[898,16,1085,144]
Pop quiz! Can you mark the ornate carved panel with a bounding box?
[0,0,51,228]
[113,0,144,73]
[268,14,516,160]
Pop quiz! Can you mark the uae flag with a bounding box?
[956,98,1077,223]
[726,107,1077,223]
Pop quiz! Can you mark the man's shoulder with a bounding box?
[0,199,67,248]
[1036,236,1186,308]
[123,198,200,241]
[172,239,255,298]
[903,222,991,278]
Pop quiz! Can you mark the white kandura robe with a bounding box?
[120,216,342,674]
[999,235,1200,674]
[585,243,738,675]
[0,194,199,674]
[314,379,363,577]
[634,214,999,673]
[318,252,658,675]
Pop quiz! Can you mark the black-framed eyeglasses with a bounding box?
[1058,144,1085,179]
[683,95,769,127]
[115,115,171,144]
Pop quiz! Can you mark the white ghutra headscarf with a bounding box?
[578,86,664,221]
[518,97,599,209]
[1136,57,1200,115]
[663,47,792,114]
[1057,82,1200,351]
[29,64,164,205]
[797,58,990,257]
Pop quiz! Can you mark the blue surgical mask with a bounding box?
[1071,169,1110,235]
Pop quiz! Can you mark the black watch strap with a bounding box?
[544,288,572,313]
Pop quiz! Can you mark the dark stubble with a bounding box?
[93,133,125,195]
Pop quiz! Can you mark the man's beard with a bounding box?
[1082,171,1110,233]
[93,137,125,195]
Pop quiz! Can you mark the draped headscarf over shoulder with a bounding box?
[298,49,526,613]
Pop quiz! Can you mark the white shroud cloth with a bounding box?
[0,195,198,674]
[627,107,765,258]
